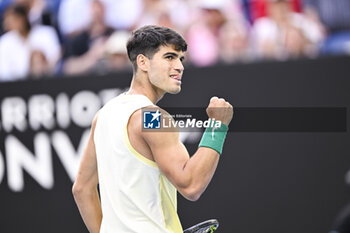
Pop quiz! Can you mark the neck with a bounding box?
[18,29,29,38]
[89,20,106,37]
[127,73,165,104]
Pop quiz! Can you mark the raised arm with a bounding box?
[72,113,102,233]
[143,97,233,201]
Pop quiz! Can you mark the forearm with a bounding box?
[73,187,102,233]
[179,122,228,200]
[63,55,97,75]
[147,98,232,201]
[180,147,220,200]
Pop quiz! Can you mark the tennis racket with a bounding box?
[183,219,219,233]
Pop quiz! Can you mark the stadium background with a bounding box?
[0,56,349,233]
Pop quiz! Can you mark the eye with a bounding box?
[166,56,174,60]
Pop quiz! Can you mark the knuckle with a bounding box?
[210,96,218,102]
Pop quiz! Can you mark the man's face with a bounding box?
[147,45,185,94]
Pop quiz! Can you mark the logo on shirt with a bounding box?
[143,110,161,129]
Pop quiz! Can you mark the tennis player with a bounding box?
[72,25,233,233]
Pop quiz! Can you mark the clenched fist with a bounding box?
[206,96,233,126]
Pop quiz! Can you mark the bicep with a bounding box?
[144,130,191,189]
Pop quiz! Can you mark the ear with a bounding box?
[136,54,149,72]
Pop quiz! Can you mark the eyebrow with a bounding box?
[163,52,185,61]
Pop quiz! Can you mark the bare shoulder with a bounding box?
[128,105,173,129]
[143,108,179,147]
[127,107,143,135]
[128,106,179,145]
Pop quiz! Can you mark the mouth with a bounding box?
[170,74,182,82]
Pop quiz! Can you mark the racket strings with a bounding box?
[183,219,219,233]
[195,225,217,233]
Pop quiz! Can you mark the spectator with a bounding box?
[134,0,175,30]
[186,0,231,67]
[0,0,49,25]
[29,50,51,78]
[303,0,350,55]
[1,0,348,82]
[218,20,252,63]
[16,0,46,25]
[58,0,142,36]
[101,30,132,72]
[58,0,93,37]
[0,4,60,81]
[251,0,324,60]
[62,0,114,75]
[100,0,142,30]
[242,0,302,24]
[0,0,12,34]
[165,0,193,34]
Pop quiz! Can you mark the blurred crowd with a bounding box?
[0,0,349,82]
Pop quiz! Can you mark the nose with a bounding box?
[174,58,184,73]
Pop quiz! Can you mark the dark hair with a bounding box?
[126,25,187,70]
[5,4,31,34]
